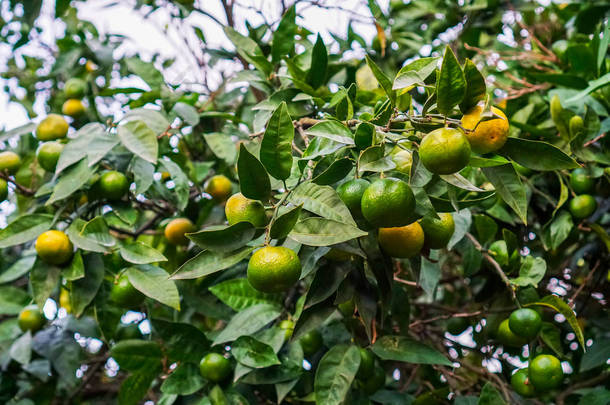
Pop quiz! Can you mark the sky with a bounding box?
[0,0,387,130]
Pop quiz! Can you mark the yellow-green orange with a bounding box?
[378,222,424,258]
[496,319,527,347]
[247,246,301,293]
[98,171,129,201]
[64,78,87,98]
[511,368,536,397]
[337,178,369,218]
[419,128,471,174]
[37,142,64,172]
[0,151,21,174]
[509,308,542,340]
[199,353,231,382]
[35,230,73,266]
[205,174,232,202]
[110,273,145,308]
[18,305,45,332]
[529,354,563,391]
[225,193,267,227]
[419,213,455,249]
[164,218,196,246]
[361,178,415,227]
[569,194,597,219]
[0,179,7,201]
[62,99,86,117]
[36,114,69,141]
[461,106,509,154]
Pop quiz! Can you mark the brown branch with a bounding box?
[583,132,606,147]
[0,172,36,197]
[556,372,609,405]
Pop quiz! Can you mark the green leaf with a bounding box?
[118,120,158,164]
[314,345,361,405]
[204,133,237,164]
[371,335,452,366]
[288,182,356,226]
[62,250,86,281]
[131,157,155,194]
[224,26,272,76]
[271,5,296,62]
[500,138,579,171]
[292,299,335,341]
[119,371,157,405]
[540,322,564,357]
[359,145,396,173]
[459,59,486,113]
[80,216,115,247]
[419,251,441,298]
[0,214,53,248]
[306,34,328,89]
[159,157,190,211]
[55,123,107,174]
[213,303,282,345]
[172,102,199,126]
[122,108,170,135]
[125,265,180,310]
[209,278,282,311]
[436,46,466,115]
[66,218,109,253]
[232,336,281,368]
[70,253,104,317]
[10,331,32,365]
[393,57,439,90]
[160,363,204,395]
[237,144,271,201]
[510,256,546,288]
[482,164,527,224]
[125,57,164,88]
[187,223,256,253]
[544,211,573,250]
[365,55,395,105]
[153,319,210,362]
[111,339,162,372]
[527,295,585,350]
[477,383,506,405]
[270,204,302,240]
[313,158,352,185]
[0,286,30,315]
[170,247,254,280]
[260,102,294,180]
[565,71,610,104]
[305,120,354,145]
[289,217,367,246]
[0,255,36,284]
[119,241,167,265]
[30,259,61,309]
[47,158,96,205]
[580,338,610,371]
[473,215,498,245]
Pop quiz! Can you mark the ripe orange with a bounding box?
[35,230,73,266]
[225,193,267,227]
[204,175,232,202]
[164,218,196,246]
[378,222,424,258]
[62,99,86,117]
[0,151,21,174]
[36,114,69,141]
[461,105,509,154]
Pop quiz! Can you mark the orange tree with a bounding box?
[0,1,609,404]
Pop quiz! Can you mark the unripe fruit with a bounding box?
[419,128,471,174]
[18,305,45,333]
[528,354,563,391]
[0,151,21,174]
[0,179,7,201]
[98,171,129,201]
[569,116,584,138]
[225,193,267,227]
[569,194,597,219]
[199,353,231,382]
[37,142,64,172]
[247,246,301,293]
[36,114,69,141]
[64,78,87,98]
[110,273,145,308]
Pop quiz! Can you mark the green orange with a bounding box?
[419,213,455,249]
[18,305,45,333]
[299,329,323,356]
[496,319,527,347]
[488,240,510,267]
[204,174,232,202]
[37,142,64,172]
[419,127,471,174]
[337,178,369,218]
[447,317,470,336]
[64,78,87,98]
[569,194,597,219]
[362,366,385,395]
[110,273,145,308]
[225,193,267,227]
[36,114,69,141]
[247,246,301,293]
[508,308,542,340]
[0,179,7,201]
[115,323,143,341]
[0,151,21,174]
[98,171,129,201]
[361,177,415,227]
[461,106,509,154]
[528,354,563,391]
[390,146,413,174]
[199,353,231,382]
[378,222,424,258]
[164,218,196,246]
[511,368,536,397]
[569,168,594,194]
[35,230,73,266]
[357,348,375,379]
